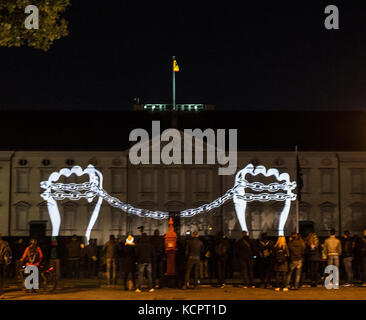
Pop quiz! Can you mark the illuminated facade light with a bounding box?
[41,164,296,241]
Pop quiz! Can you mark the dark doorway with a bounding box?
[299,221,314,239]
[29,220,47,240]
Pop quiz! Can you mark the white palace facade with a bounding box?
[0,149,366,244]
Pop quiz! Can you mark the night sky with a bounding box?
[1,1,366,111]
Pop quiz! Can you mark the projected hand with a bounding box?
[232,164,296,236]
[40,165,103,243]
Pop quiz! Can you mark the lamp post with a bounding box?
[172,56,176,110]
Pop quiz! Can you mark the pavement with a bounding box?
[2,279,366,300]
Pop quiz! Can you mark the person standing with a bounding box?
[66,235,81,279]
[183,231,204,289]
[322,229,342,287]
[273,236,289,292]
[341,231,354,286]
[13,238,26,278]
[256,232,274,288]
[103,235,119,286]
[151,229,165,289]
[214,232,230,288]
[200,240,212,280]
[0,234,12,299]
[121,235,137,290]
[358,230,366,286]
[353,235,362,282]
[116,236,124,280]
[20,239,43,267]
[305,232,322,287]
[235,231,256,289]
[286,233,305,290]
[135,233,155,292]
[85,239,98,278]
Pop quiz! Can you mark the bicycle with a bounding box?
[17,262,57,293]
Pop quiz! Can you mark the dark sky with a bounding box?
[2,1,366,110]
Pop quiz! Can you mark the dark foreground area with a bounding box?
[2,278,366,300]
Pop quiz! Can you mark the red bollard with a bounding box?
[164,217,177,276]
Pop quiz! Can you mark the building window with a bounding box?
[168,171,180,193]
[111,208,122,230]
[299,202,311,221]
[63,202,76,230]
[301,169,310,193]
[111,169,124,193]
[320,169,334,193]
[141,170,153,193]
[15,202,30,231]
[40,168,55,192]
[350,169,364,193]
[319,202,336,231]
[39,203,51,231]
[87,202,100,230]
[350,202,366,231]
[16,169,30,193]
[196,170,207,192]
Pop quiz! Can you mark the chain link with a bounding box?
[41,177,296,219]
[235,193,296,202]
[237,180,296,192]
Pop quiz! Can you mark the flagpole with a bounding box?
[172,56,176,110]
[295,145,299,233]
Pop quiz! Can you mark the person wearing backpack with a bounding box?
[273,236,289,292]
[214,232,230,288]
[305,232,322,287]
[256,233,274,288]
[235,231,256,288]
[0,233,12,299]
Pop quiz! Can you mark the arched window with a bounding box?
[299,202,312,221]
[319,202,336,231]
[37,201,51,231]
[349,202,366,231]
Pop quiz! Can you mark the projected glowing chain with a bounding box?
[41,164,296,242]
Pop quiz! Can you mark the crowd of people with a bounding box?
[232,228,366,291]
[1,228,366,298]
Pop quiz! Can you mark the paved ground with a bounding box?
[3,279,366,300]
